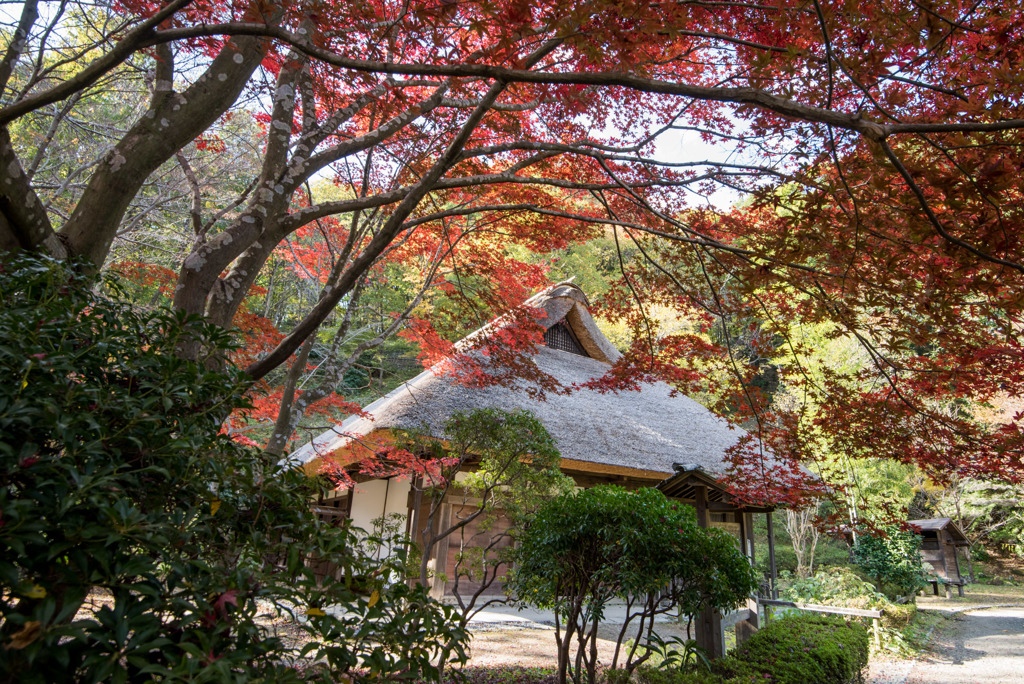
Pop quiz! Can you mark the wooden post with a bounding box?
[873,617,881,649]
[694,605,718,656]
[951,539,963,584]
[712,609,724,657]
[693,488,715,658]
[746,596,760,629]
[735,618,756,647]
[695,485,708,528]
[735,597,760,647]
[741,511,749,557]
[744,512,755,564]
[694,486,722,658]
[944,536,955,600]
[430,502,453,598]
[940,534,950,581]
[766,511,778,599]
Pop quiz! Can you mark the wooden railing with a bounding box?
[759,598,883,648]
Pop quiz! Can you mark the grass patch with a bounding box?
[899,610,948,654]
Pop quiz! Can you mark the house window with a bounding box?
[544,320,588,356]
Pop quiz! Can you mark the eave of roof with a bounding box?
[908,517,970,543]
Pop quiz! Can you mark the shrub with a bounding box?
[778,566,916,649]
[718,614,869,684]
[440,666,558,684]
[609,615,868,683]
[508,486,757,684]
[880,603,917,630]
[778,566,888,610]
[0,255,466,682]
[853,527,927,599]
[611,668,729,684]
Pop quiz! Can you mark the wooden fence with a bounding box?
[759,598,883,648]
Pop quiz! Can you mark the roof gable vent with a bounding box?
[544,319,589,357]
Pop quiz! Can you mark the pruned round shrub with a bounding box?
[718,614,869,684]
[617,613,868,683]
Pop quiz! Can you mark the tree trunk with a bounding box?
[60,36,269,269]
[265,334,317,456]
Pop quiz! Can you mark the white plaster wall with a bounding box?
[349,478,411,535]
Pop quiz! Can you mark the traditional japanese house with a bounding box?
[291,282,781,650]
[909,517,970,597]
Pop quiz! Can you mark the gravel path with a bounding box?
[904,606,1024,684]
[869,604,1024,684]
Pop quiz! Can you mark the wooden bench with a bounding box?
[924,578,966,598]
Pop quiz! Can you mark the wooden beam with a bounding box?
[759,599,882,619]
[664,498,773,513]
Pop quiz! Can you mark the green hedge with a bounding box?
[720,614,868,683]
[619,614,869,684]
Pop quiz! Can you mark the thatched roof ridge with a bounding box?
[290,282,746,478]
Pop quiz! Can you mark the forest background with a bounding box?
[2,0,1024,560]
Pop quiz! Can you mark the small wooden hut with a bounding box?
[292,283,784,653]
[909,517,970,597]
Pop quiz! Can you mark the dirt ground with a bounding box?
[467,584,1024,683]
[462,621,693,669]
[462,625,567,668]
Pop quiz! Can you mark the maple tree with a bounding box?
[1,0,1023,500]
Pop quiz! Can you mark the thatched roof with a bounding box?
[291,283,748,480]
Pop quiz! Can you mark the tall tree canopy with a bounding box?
[2,0,1022,498]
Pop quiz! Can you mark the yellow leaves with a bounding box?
[210,500,221,515]
[5,621,42,650]
[367,590,380,608]
[24,584,46,599]
[306,607,326,617]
